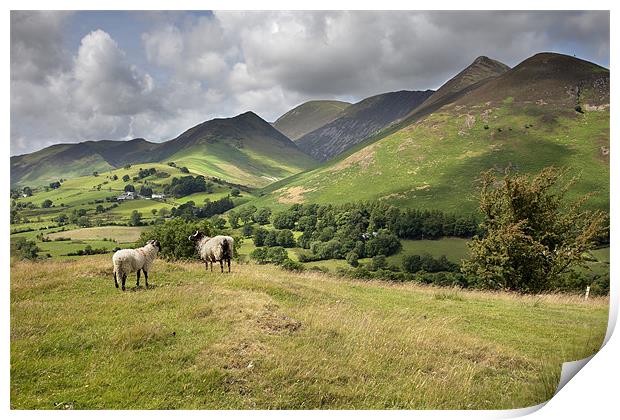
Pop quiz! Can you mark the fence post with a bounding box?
[585,286,591,300]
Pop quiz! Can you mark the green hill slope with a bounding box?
[11,112,317,189]
[253,53,609,214]
[296,90,434,161]
[273,100,351,140]
[154,112,316,188]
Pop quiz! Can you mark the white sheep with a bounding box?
[112,239,161,290]
[188,230,234,273]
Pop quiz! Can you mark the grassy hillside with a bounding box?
[252,54,609,214]
[155,112,316,188]
[273,100,351,141]
[10,163,255,229]
[11,113,316,189]
[11,255,607,409]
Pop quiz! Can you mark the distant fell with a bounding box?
[11,112,316,188]
[273,100,351,141]
[296,90,434,161]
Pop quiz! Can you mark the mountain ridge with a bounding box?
[11,111,316,188]
[295,89,434,161]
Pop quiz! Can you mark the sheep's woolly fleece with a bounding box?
[112,241,159,278]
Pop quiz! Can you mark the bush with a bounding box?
[370,254,387,271]
[11,237,40,260]
[346,251,359,267]
[280,258,305,272]
[138,218,213,260]
[250,246,288,265]
[41,199,53,208]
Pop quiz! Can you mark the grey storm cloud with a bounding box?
[10,10,610,155]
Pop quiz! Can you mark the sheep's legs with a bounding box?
[121,274,127,291]
[227,258,231,273]
[205,260,208,271]
[220,260,224,273]
[114,272,119,288]
[143,270,149,288]
[136,270,141,287]
[210,262,213,272]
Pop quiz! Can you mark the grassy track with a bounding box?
[11,255,607,409]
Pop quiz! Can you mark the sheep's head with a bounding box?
[188,230,204,242]
[147,239,161,252]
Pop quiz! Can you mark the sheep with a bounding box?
[188,230,234,273]
[112,239,161,291]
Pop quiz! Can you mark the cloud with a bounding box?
[10,10,610,155]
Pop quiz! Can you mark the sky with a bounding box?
[10,10,610,155]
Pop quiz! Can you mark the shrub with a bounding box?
[346,251,359,267]
[280,258,305,272]
[250,246,288,265]
[41,199,53,208]
[138,218,213,260]
[11,237,40,260]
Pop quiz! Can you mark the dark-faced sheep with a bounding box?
[112,239,161,290]
[189,231,234,273]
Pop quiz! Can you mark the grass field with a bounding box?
[10,255,608,409]
[46,227,146,243]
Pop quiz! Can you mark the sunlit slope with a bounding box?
[273,100,351,141]
[253,53,609,214]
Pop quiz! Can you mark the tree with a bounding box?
[239,206,257,225]
[122,174,130,182]
[124,184,135,193]
[93,171,99,177]
[272,211,296,229]
[151,208,158,216]
[242,223,254,237]
[111,174,118,181]
[205,182,214,194]
[129,210,143,226]
[252,207,272,225]
[180,166,190,173]
[96,205,105,214]
[11,237,40,260]
[139,185,153,197]
[77,216,91,227]
[231,188,241,197]
[462,167,607,293]
[41,199,53,208]
[22,186,33,197]
[228,211,240,229]
[210,215,227,230]
[49,181,61,189]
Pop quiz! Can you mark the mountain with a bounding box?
[404,56,510,120]
[11,112,316,188]
[252,53,609,214]
[295,90,434,161]
[273,100,351,141]
[149,111,316,187]
[10,139,159,187]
